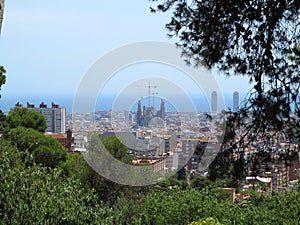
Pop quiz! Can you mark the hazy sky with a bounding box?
[0,0,252,99]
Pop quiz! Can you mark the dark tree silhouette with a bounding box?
[150,0,300,140]
[0,66,6,99]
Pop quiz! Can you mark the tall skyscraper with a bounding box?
[27,102,66,133]
[233,91,239,112]
[211,91,217,112]
[0,0,4,34]
[137,100,143,126]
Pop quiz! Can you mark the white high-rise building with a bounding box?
[211,91,218,112]
[28,102,66,133]
[233,91,239,112]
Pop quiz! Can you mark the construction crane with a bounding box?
[134,83,158,107]
[146,84,157,107]
[152,92,158,108]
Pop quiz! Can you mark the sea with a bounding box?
[0,93,247,114]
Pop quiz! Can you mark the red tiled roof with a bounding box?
[45,133,66,139]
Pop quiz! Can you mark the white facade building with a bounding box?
[211,91,218,113]
[28,102,66,133]
[233,91,240,112]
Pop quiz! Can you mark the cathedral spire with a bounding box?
[137,100,143,126]
[160,99,165,120]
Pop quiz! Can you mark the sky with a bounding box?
[0,0,252,110]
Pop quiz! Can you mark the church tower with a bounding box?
[159,99,165,120]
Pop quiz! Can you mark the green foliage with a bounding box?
[288,45,300,62]
[0,138,112,224]
[60,153,90,182]
[0,66,6,99]
[0,110,9,138]
[2,133,300,224]
[6,107,47,133]
[78,134,149,203]
[9,126,67,167]
[151,0,300,149]
[9,126,45,152]
[189,217,223,225]
[101,136,133,164]
[191,176,215,190]
[151,1,300,74]
[0,139,22,171]
[211,188,232,203]
[83,164,146,203]
[0,66,8,137]
[111,189,227,225]
[110,186,300,225]
[0,167,110,225]
[177,166,187,180]
[208,153,245,188]
[33,145,66,168]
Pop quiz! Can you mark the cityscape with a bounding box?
[1,1,300,224]
[11,89,299,194]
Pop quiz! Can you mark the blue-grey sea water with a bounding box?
[0,93,246,114]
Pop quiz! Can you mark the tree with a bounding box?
[72,135,153,203]
[0,66,6,99]
[60,153,90,182]
[177,166,187,180]
[9,126,67,167]
[208,152,245,188]
[189,218,223,225]
[0,141,112,224]
[33,145,66,168]
[100,136,133,164]
[191,176,215,190]
[6,107,47,133]
[150,0,300,141]
[9,126,45,152]
[111,186,300,224]
[111,188,234,225]
[0,66,8,137]
[289,44,300,62]
[0,110,9,138]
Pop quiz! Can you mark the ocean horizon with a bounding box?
[0,93,247,114]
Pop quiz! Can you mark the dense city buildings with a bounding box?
[70,106,219,177]
[66,95,299,191]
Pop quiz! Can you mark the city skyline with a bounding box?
[1,89,245,114]
[0,2,299,223]
[4,91,243,114]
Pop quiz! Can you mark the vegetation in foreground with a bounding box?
[1,114,300,224]
[1,1,300,223]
